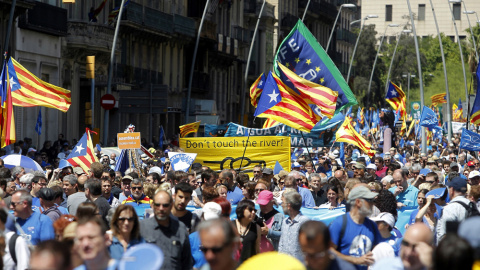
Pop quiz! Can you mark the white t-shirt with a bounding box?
[4,231,30,270]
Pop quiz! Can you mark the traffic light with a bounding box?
[85,102,92,125]
[86,56,95,79]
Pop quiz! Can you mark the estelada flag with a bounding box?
[180,121,201,138]
[250,73,265,107]
[67,129,98,174]
[335,117,375,157]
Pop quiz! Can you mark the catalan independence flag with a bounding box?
[254,71,320,132]
[277,62,337,118]
[335,117,375,157]
[454,98,464,121]
[262,118,280,128]
[0,59,15,148]
[250,73,265,107]
[108,0,130,24]
[274,20,357,113]
[10,58,71,112]
[179,121,201,138]
[385,82,406,117]
[471,61,480,125]
[431,93,447,106]
[66,129,98,174]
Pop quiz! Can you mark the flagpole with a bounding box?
[406,0,426,154]
[301,0,311,22]
[300,133,317,172]
[385,30,411,94]
[3,0,16,55]
[241,0,266,124]
[186,0,210,125]
[105,0,126,145]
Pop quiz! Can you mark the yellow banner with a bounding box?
[180,136,291,176]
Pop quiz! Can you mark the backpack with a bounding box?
[453,201,480,217]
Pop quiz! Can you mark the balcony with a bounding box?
[299,0,337,23]
[244,0,256,15]
[232,25,251,44]
[281,13,299,30]
[244,0,275,19]
[337,29,357,44]
[18,2,67,36]
[191,71,210,93]
[174,14,196,38]
[121,1,173,36]
[66,21,115,51]
[195,19,217,41]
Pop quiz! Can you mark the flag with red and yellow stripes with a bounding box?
[431,93,447,106]
[254,71,320,133]
[335,117,375,157]
[250,73,265,107]
[10,58,71,112]
[179,121,201,138]
[66,129,98,174]
[277,62,338,119]
[385,82,406,117]
[0,59,15,148]
[262,118,280,128]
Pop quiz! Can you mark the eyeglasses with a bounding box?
[255,188,265,192]
[38,182,47,186]
[153,203,171,208]
[131,186,142,190]
[253,171,262,174]
[200,243,228,254]
[118,217,135,222]
[295,178,302,182]
[362,198,374,203]
[401,239,416,250]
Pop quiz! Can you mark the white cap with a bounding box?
[149,166,162,175]
[203,202,222,220]
[469,170,480,179]
[366,164,377,170]
[371,212,395,228]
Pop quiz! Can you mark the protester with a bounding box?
[256,190,283,252]
[172,182,200,233]
[390,169,419,208]
[29,240,70,270]
[319,185,345,209]
[108,205,144,260]
[67,174,88,216]
[233,200,260,263]
[84,179,111,227]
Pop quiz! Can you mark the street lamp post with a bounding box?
[448,0,470,130]
[325,3,356,52]
[385,29,411,93]
[463,9,479,61]
[402,73,416,113]
[346,15,378,84]
[367,23,399,108]
[406,0,426,154]
[429,0,452,141]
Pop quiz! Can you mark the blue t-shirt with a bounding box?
[329,214,382,270]
[226,186,244,205]
[16,211,55,245]
[74,260,118,270]
[108,236,144,260]
[379,234,401,256]
[189,231,207,269]
[388,185,419,207]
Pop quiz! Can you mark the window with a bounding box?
[453,3,461,20]
[418,4,425,21]
[386,5,392,22]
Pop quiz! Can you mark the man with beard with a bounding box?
[171,182,200,233]
[140,190,192,270]
[329,186,382,270]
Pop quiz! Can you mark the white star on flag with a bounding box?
[390,90,397,96]
[9,77,16,88]
[75,143,85,154]
[259,80,263,86]
[268,90,279,103]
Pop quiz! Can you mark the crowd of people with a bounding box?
[1,133,480,270]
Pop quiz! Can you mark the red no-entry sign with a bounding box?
[101,94,116,110]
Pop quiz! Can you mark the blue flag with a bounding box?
[158,126,164,149]
[114,149,131,175]
[471,59,480,124]
[419,106,442,131]
[274,161,284,175]
[35,110,42,135]
[346,106,352,117]
[339,142,345,167]
[460,128,480,151]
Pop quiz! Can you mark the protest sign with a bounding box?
[180,136,290,176]
[117,132,141,149]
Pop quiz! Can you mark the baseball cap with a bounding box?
[353,163,366,169]
[292,162,301,168]
[446,176,467,193]
[450,162,459,168]
[203,202,222,221]
[149,166,162,175]
[73,167,85,175]
[37,188,55,201]
[257,190,274,206]
[122,175,133,182]
[28,148,36,153]
[262,168,273,175]
[347,186,378,203]
[468,161,476,167]
[366,164,377,170]
[371,212,395,228]
[469,171,480,179]
[426,187,447,199]
[420,168,432,176]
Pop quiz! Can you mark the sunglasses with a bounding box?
[200,243,228,254]
[279,181,285,184]
[362,198,374,203]
[131,186,142,190]
[253,171,262,174]
[153,203,171,208]
[255,188,265,192]
[118,217,135,222]
[10,201,22,207]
